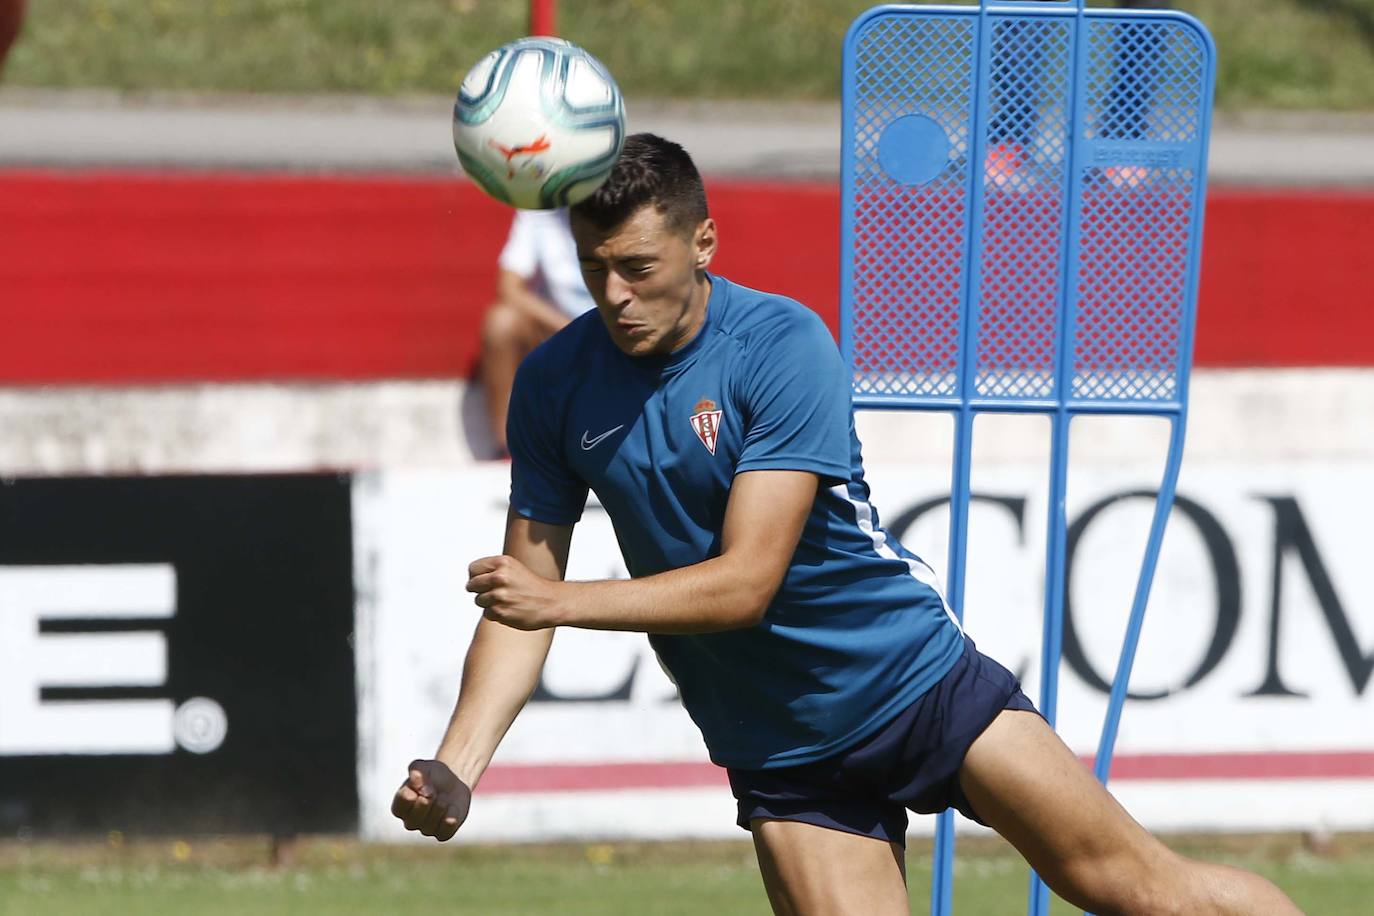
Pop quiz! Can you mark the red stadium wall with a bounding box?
[1,170,1370,384]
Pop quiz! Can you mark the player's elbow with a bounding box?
[711,552,784,630]
[731,568,783,629]
[733,595,770,629]
[714,601,767,632]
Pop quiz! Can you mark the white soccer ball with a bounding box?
[453,37,626,210]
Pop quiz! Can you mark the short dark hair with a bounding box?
[570,133,709,235]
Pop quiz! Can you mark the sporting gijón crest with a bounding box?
[689,397,723,455]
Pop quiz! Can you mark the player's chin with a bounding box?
[611,333,660,357]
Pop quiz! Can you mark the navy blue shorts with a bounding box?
[727,637,1038,845]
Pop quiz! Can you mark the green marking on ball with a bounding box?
[456,149,513,206]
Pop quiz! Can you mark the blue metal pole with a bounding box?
[1029,2,1089,912]
[932,406,976,916]
[931,0,1001,909]
[1027,407,1070,916]
[1093,415,1185,781]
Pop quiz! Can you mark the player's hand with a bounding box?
[466,554,564,630]
[390,759,471,841]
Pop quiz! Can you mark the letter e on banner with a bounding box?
[0,565,177,755]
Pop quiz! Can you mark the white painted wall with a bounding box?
[354,461,1374,842]
[5,370,1371,839]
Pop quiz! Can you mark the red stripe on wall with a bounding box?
[478,751,1374,794]
[2,170,1372,384]
[1099,750,1374,781]
[481,761,728,793]
[0,171,509,383]
[1195,190,1374,367]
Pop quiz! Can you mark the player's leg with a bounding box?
[959,709,1303,915]
[479,301,543,457]
[751,817,908,916]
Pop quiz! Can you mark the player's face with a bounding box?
[572,204,717,358]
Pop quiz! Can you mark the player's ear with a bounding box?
[693,218,718,271]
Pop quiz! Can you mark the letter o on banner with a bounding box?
[1062,491,1242,700]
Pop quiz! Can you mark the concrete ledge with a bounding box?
[3,369,1372,477]
[1,90,1369,184]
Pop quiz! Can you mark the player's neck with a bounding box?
[664,273,713,355]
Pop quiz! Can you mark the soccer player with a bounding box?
[393,134,1301,916]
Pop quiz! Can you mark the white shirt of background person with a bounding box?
[497,208,596,318]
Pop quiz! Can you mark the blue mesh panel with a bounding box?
[1072,19,1209,401]
[849,16,976,400]
[842,6,1213,414]
[976,16,1072,400]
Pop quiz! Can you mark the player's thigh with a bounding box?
[957,710,1177,912]
[750,817,908,916]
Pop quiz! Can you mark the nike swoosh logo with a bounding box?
[580,425,624,450]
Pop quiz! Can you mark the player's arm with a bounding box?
[467,468,816,634]
[391,511,572,840]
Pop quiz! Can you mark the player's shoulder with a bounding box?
[712,275,831,348]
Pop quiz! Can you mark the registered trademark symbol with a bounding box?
[173,697,228,754]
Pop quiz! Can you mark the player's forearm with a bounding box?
[433,617,554,788]
[556,554,774,634]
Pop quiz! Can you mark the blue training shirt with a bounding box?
[508,274,966,770]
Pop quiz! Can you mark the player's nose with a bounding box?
[604,270,634,306]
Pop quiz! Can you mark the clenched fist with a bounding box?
[466,554,564,630]
[390,759,471,841]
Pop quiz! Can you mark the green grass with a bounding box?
[2,834,1372,915]
[3,0,1374,110]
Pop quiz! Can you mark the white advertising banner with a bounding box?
[355,457,1374,842]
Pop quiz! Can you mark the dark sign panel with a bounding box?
[0,475,355,836]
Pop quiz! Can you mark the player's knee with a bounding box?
[1112,882,1191,916]
[1061,877,1163,916]
[1157,857,1300,916]
[482,301,529,348]
[1053,850,1192,916]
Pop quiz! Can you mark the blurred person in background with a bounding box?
[0,0,24,75]
[481,207,596,458]
[986,0,1170,187]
